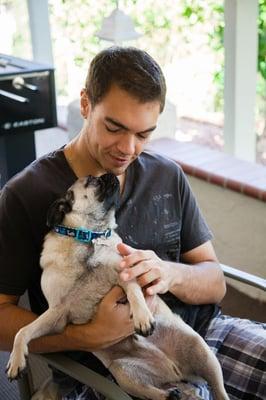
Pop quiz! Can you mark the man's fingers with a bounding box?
[137,270,160,288]
[146,281,165,295]
[120,262,152,281]
[117,242,134,256]
[120,254,151,270]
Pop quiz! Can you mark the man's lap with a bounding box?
[61,314,266,400]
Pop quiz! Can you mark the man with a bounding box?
[0,47,265,400]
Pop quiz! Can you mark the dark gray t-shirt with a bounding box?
[0,148,218,332]
[116,151,218,333]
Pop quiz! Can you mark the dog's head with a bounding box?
[47,173,120,228]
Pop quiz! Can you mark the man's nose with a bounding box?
[117,133,136,155]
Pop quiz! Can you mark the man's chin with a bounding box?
[106,165,129,176]
[104,159,134,175]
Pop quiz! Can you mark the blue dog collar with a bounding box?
[53,225,112,244]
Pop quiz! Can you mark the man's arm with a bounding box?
[169,241,226,304]
[118,241,226,305]
[0,288,135,353]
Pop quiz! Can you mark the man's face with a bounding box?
[80,84,161,176]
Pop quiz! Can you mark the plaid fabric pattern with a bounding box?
[62,314,266,400]
[205,314,266,400]
[63,384,106,400]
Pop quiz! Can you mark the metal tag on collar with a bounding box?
[104,228,111,238]
[76,229,91,243]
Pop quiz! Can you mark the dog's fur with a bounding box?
[7,174,229,400]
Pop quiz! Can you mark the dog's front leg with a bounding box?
[6,306,67,380]
[119,280,155,336]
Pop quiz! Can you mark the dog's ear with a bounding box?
[65,189,74,204]
[47,190,74,228]
[97,174,120,211]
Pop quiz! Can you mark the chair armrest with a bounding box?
[221,264,266,291]
[34,353,133,400]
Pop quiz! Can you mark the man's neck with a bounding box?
[64,136,100,178]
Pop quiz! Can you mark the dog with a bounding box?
[6,173,229,400]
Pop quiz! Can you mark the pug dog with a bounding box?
[6,174,229,400]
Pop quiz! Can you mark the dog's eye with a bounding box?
[84,195,88,199]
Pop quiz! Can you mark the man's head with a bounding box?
[75,47,166,177]
[85,46,166,113]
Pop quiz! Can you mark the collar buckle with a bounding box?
[76,229,91,243]
[104,228,111,239]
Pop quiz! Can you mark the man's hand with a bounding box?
[117,243,178,296]
[89,286,135,349]
[88,283,157,349]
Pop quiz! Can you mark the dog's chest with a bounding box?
[66,242,121,323]
[87,238,121,281]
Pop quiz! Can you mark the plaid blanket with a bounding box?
[63,313,266,400]
[205,314,266,400]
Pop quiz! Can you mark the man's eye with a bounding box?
[105,124,120,133]
[137,133,150,140]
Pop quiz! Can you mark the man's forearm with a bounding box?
[0,303,98,353]
[30,322,99,353]
[169,261,226,305]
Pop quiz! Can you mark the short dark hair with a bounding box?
[85,46,166,112]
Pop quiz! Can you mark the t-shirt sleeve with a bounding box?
[178,169,213,254]
[0,186,38,295]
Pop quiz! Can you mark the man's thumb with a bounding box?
[117,242,134,256]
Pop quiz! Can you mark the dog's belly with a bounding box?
[64,264,119,324]
[96,332,184,381]
[97,302,204,381]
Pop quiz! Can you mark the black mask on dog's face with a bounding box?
[94,173,120,212]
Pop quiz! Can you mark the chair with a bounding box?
[17,264,266,400]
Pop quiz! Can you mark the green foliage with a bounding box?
[48,0,265,113]
[182,4,204,23]
[180,0,266,110]
[258,0,266,81]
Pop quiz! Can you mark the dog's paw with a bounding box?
[6,345,28,381]
[166,388,182,400]
[133,308,156,337]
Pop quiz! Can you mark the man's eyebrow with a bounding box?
[105,117,129,130]
[105,117,157,134]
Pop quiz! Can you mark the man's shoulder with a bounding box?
[6,149,70,192]
[3,148,75,208]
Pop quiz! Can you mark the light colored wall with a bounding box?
[187,176,266,301]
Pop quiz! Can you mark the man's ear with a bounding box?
[80,89,91,119]
[47,192,74,228]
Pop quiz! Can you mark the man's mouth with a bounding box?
[109,154,131,167]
